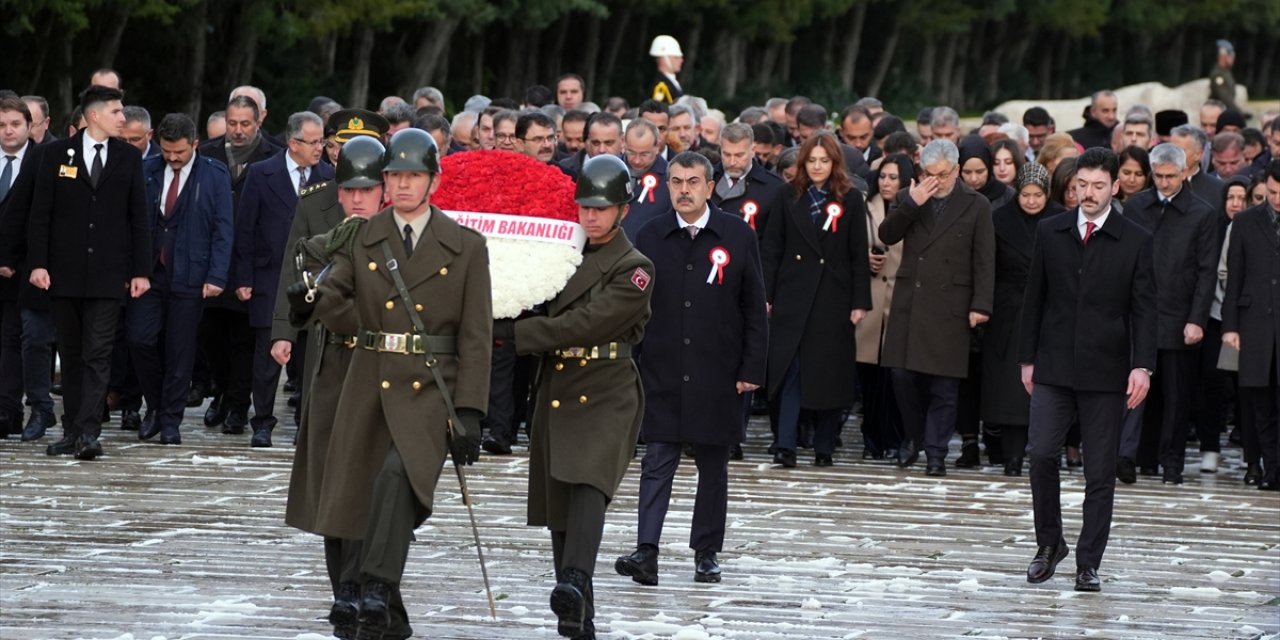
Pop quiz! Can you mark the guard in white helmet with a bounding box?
[648,35,684,105]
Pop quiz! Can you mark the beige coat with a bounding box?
[312,208,492,540]
[514,233,653,529]
[855,194,904,364]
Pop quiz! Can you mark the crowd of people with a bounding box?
[2,35,1279,640]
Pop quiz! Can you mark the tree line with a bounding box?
[5,0,1278,131]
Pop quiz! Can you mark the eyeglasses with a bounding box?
[495,133,517,142]
[293,138,324,147]
[922,166,956,180]
[523,134,557,145]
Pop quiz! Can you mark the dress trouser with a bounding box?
[0,301,24,418]
[856,362,903,457]
[126,282,205,434]
[637,442,731,552]
[21,307,56,417]
[250,327,282,432]
[196,307,253,411]
[776,357,846,455]
[1192,318,1228,453]
[550,484,607,623]
[1138,348,1199,474]
[482,338,519,445]
[51,298,120,441]
[891,368,962,460]
[108,303,142,413]
[1028,383,1124,570]
[360,445,419,585]
[1239,358,1280,483]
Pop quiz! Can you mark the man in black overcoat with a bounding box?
[712,123,784,240]
[26,85,152,460]
[617,152,767,586]
[1221,159,1280,491]
[1019,147,1156,593]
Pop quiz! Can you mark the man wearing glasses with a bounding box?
[516,112,559,164]
[22,96,56,146]
[620,119,670,239]
[231,111,334,447]
[492,109,521,153]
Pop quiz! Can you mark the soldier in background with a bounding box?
[498,155,654,640]
[648,36,685,106]
[1209,40,1241,113]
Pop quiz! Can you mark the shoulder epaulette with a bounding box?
[301,181,332,197]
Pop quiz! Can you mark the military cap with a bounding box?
[326,109,391,143]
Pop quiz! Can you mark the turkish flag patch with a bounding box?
[630,268,651,291]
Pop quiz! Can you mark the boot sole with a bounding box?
[550,583,585,635]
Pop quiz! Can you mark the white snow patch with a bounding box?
[191,454,244,465]
[1207,570,1234,583]
[131,539,164,547]
[956,578,981,592]
[801,597,822,609]
[507,605,529,615]
[1170,586,1223,598]
[187,597,261,627]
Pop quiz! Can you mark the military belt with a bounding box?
[326,333,358,348]
[554,342,632,360]
[359,330,457,355]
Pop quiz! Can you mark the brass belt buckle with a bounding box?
[561,347,586,358]
[343,336,357,349]
[382,333,408,354]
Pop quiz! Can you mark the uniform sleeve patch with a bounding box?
[631,268,651,291]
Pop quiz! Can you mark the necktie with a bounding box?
[296,166,307,194]
[0,155,14,202]
[164,169,181,219]
[403,223,414,257]
[90,143,104,188]
[1083,220,1097,245]
[686,226,698,240]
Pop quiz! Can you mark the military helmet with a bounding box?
[575,155,633,207]
[335,136,387,188]
[382,128,440,174]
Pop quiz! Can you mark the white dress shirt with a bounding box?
[677,205,711,235]
[162,155,195,216]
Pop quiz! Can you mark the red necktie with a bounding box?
[160,170,181,266]
[1082,220,1096,245]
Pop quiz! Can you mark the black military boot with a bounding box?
[551,567,590,637]
[355,580,391,640]
[614,544,659,585]
[330,581,360,639]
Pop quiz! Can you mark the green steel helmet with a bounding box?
[382,128,441,174]
[335,136,387,188]
[575,155,633,207]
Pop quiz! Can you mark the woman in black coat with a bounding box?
[980,162,1065,475]
[761,132,873,467]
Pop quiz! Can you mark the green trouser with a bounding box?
[551,484,607,621]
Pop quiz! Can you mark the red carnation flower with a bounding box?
[433,150,578,221]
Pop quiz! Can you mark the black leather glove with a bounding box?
[450,408,483,465]
[286,280,318,317]
[493,319,516,342]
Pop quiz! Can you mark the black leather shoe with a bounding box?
[1065,446,1083,468]
[138,412,161,441]
[694,551,721,583]
[22,412,55,441]
[1139,465,1159,477]
[482,437,512,455]
[1074,566,1101,592]
[283,379,298,393]
[120,409,141,431]
[355,581,391,638]
[286,393,299,408]
[926,457,946,477]
[250,428,273,448]
[1116,457,1137,484]
[955,439,980,468]
[159,428,182,445]
[897,440,919,468]
[74,435,103,461]
[1244,463,1262,486]
[223,406,248,434]
[46,436,77,456]
[615,544,659,586]
[1162,469,1183,485]
[330,581,360,638]
[0,411,16,438]
[1004,457,1023,477]
[204,396,227,427]
[730,443,743,461]
[1026,544,1069,584]
[551,567,589,637]
[814,453,833,467]
[773,448,796,468]
[1260,475,1280,491]
[185,385,205,408]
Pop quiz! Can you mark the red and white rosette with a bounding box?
[741,199,760,230]
[706,246,731,285]
[638,173,658,203]
[822,202,843,232]
[432,150,582,319]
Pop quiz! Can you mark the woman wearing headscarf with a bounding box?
[981,163,1066,475]
[949,136,1014,467]
[855,154,913,459]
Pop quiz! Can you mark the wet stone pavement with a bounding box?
[1,390,1278,640]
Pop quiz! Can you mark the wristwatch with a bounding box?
[1138,368,1154,377]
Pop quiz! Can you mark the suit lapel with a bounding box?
[919,190,968,251]
[266,154,298,210]
[1253,208,1280,248]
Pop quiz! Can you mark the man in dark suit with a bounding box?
[26,85,152,460]
[1222,159,1280,491]
[194,94,285,432]
[0,95,36,438]
[712,123,784,239]
[1171,124,1225,210]
[557,113,623,180]
[127,113,233,446]
[1019,147,1156,593]
[620,119,671,239]
[878,138,996,476]
[1120,143,1219,485]
[617,152,767,586]
[233,111,332,447]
